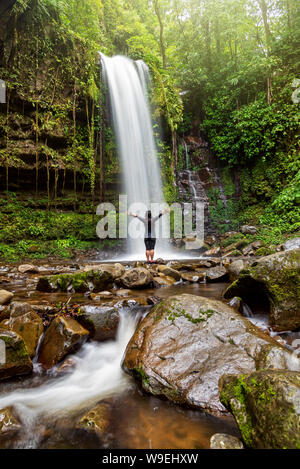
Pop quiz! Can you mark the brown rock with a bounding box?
[37,316,89,369]
[0,407,22,436]
[118,267,153,289]
[0,329,33,380]
[157,265,181,281]
[0,290,14,306]
[18,264,39,274]
[123,294,294,414]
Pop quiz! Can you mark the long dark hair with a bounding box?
[147,210,152,234]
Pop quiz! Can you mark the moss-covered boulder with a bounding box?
[123,294,296,414]
[83,263,125,279]
[224,249,300,331]
[37,316,89,368]
[0,329,33,380]
[219,370,300,448]
[36,269,114,293]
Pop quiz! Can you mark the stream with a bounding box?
[0,259,242,449]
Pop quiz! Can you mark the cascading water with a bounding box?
[100,53,169,259]
[0,309,140,448]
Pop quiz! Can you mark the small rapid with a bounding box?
[0,309,139,435]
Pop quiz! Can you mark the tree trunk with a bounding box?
[154,0,166,69]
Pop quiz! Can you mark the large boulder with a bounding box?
[37,316,89,368]
[0,329,33,380]
[224,249,300,331]
[36,269,114,293]
[83,263,125,279]
[76,305,119,341]
[0,290,13,306]
[219,370,300,448]
[117,267,153,289]
[123,294,297,414]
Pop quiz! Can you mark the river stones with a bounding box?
[0,329,33,380]
[76,401,111,436]
[5,305,44,358]
[37,316,89,369]
[83,263,125,280]
[18,264,39,274]
[123,294,297,414]
[206,265,228,282]
[210,433,244,449]
[224,249,300,331]
[0,406,22,437]
[157,265,181,281]
[282,237,300,251]
[219,370,300,448]
[0,290,13,306]
[36,269,114,293]
[117,267,153,289]
[240,225,257,235]
[76,305,119,341]
[181,272,205,282]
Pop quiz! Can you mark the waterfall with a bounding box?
[100,53,167,259]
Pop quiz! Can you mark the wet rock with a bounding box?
[56,357,76,374]
[181,272,205,282]
[8,301,31,316]
[227,260,251,282]
[147,296,162,306]
[0,290,14,306]
[242,246,254,256]
[203,247,221,256]
[90,291,114,300]
[77,305,119,341]
[219,370,300,448]
[210,433,244,449]
[228,297,242,311]
[251,240,263,250]
[83,263,125,280]
[7,308,44,358]
[123,294,293,414]
[240,225,257,235]
[0,329,33,380]
[204,235,217,246]
[115,289,133,297]
[206,266,228,282]
[157,265,181,281]
[154,258,166,265]
[18,264,39,274]
[76,402,111,439]
[36,269,114,293]
[282,237,300,252]
[117,267,153,289]
[37,316,89,369]
[224,249,300,331]
[0,407,22,437]
[153,276,173,287]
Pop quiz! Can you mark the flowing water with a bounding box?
[100,54,170,259]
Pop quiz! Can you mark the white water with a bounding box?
[0,310,138,432]
[101,53,170,258]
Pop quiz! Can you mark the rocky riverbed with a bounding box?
[0,241,299,449]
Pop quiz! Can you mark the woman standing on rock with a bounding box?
[129,208,170,263]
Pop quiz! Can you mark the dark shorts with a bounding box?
[144,238,156,250]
